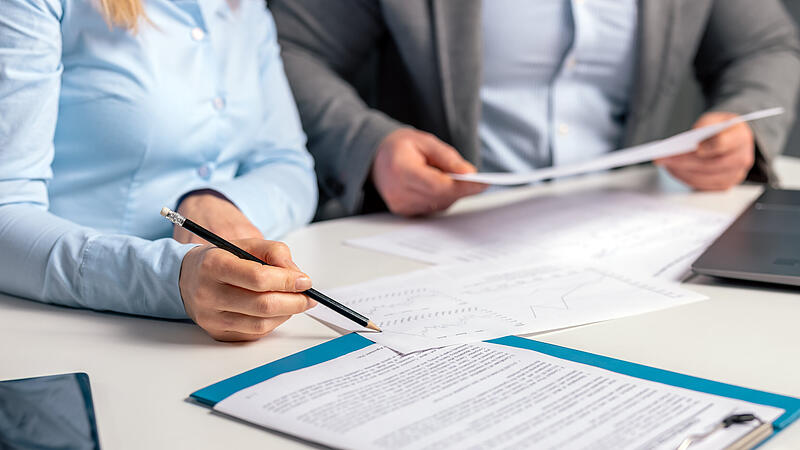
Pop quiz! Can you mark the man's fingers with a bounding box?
[372,128,482,217]
[656,131,747,167]
[385,187,444,216]
[659,148,753,175]
[454,180,489,197]
[405,167,481,212]
[419,139,476,174]
[408,189,457,215]
[655,153,695,167]
[696,134,729,158]
[384,179,454,216]
[658,116,754,190]
[207,250,312,292]
[412,163,483,196]
[219,288,315,317]
[409,164,456,195]
[696,126,749,159]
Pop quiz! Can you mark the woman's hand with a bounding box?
[174,190,263,244]
[179,238,316,341]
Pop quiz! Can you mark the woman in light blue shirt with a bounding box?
[0,0,319,340]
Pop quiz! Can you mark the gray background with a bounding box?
[670,0,800,157]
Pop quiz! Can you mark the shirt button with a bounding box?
[565,56,577,70]
[191,27,206,41]
[557,123,570,136]
[197,164,211,179]
[212,96,226,111]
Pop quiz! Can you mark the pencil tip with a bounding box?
[366,321,382,332]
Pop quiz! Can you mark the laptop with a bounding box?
[692,188,800,286]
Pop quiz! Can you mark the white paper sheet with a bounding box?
[451,107,784,185]
[215,342,784,450]
[347,191,733,280]
[309,259,706,354]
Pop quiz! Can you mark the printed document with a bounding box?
[309,259,705,353]
[451,107,783,185]
[347,191,732,280]
[214,342,784,450]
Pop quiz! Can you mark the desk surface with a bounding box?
[2,160,799,449]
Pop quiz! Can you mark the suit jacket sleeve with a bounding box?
[270,0,404,218]
[694,0,800,182]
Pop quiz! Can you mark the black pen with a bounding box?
[160,207,381,332]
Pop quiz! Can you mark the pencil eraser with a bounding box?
[160,207,170,217]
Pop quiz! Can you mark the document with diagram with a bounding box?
[308,258,706,354]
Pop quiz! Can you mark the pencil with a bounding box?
[160,207,381,332]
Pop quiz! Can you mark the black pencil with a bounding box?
[160,207,381,332]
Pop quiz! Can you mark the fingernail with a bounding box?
[305,297,317,309]
[295,276,312,291]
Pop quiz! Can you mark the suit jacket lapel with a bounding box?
[625,0,678,146]
[431,0,483,161]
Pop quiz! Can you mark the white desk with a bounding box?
[1,158,799,449]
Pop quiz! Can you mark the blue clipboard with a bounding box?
[191,333,800,438]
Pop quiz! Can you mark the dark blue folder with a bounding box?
[191,333,800,442]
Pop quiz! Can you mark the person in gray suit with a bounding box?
[270,0,800,219]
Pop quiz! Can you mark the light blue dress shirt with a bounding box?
[0,0,317,318]
[480,0,639,173]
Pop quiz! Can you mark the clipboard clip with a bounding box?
[676,413,772,450]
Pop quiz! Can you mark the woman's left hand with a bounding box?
[174,190,263,244]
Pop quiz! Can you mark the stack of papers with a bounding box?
[311,109,779,352]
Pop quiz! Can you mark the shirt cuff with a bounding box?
[79,236,197,319]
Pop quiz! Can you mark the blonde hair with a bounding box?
[96,0,147,31]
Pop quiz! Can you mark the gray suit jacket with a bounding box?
[271,0,800,220]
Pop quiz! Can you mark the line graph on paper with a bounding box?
[339,287,527,341]
[453,265,691,322]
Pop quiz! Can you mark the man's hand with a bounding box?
[371,128,487,216]
[179,239,316,341]
[174,190,263,244]
[655,112,755,191]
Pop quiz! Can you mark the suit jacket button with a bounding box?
[326,177,345,196]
